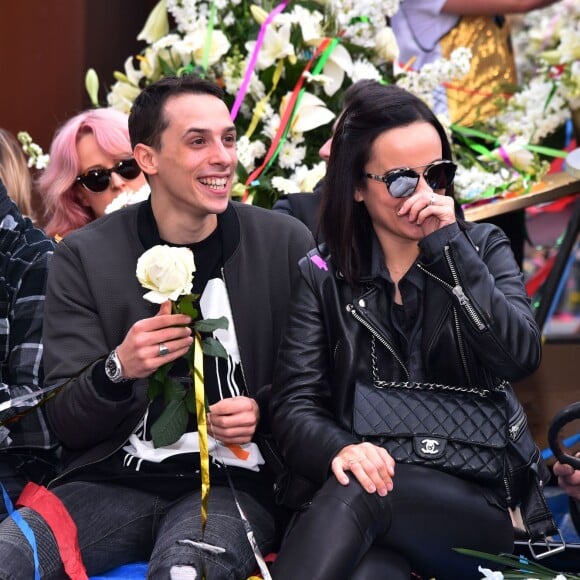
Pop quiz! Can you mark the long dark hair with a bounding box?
[319,83,454,286]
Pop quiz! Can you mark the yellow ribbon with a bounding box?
[193,331,209,536]
[245,60,284,139]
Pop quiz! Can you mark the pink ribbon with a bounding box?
[230,0,290,121]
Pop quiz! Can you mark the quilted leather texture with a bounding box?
[354,381,509,483]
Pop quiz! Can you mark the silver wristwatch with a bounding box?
[104,348,126,383]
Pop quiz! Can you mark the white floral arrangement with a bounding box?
[102,0,473,206]
[512,0,580,107]
[447,1,579,204]
[89,0,576,207]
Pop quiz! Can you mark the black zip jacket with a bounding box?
[270,220,541,491]
[43,201,314,483]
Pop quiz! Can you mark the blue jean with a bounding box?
[0,451,58,522]
[0,482,277,579]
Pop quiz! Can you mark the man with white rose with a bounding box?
[0,75,314,579]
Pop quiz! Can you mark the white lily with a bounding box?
[488,141,535,173]
[107,81,142,114]
[137,0,169,44]
[477,566,504,579]
[120,56,145,87]
[176,30,231,68]
[85,68,100,107]
[250,4,268,25]
[293,6,324,46]
[137,47,163,81]
[321,43,353,96]
[281,91,335,134]
[245,23,296,71]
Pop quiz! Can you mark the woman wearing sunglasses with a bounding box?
[270,83,542,579]
[39,108,147,239]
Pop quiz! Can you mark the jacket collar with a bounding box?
[138,197,240,262]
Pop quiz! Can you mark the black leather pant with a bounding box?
[271,464,514,580]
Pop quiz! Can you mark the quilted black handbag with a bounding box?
[353,378,508,484]
[352,337,562,553]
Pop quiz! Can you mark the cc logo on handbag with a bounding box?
[412,435,446,459]
[420,439,441,455]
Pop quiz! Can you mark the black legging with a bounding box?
[271,464,514,580]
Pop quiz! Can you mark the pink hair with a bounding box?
[39,108,133,238]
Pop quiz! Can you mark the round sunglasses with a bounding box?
[365,159,457,199]
[76,158,142,193]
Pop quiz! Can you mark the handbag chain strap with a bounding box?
[370,336,506,397]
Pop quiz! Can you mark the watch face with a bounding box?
[106,351,120,379]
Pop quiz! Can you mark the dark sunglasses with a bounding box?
[76,158,142,193]
[365,159,457,199]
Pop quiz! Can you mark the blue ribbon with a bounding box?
[542,433,580,460]
[0,482,40,579]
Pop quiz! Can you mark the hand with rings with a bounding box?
[115,301,193,379]
[331,442,395,496]
[397,189,456,236]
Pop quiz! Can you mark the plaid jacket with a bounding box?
[0,179,56,450]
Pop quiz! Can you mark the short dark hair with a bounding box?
[128,75,225,150]
[319,83,454,286]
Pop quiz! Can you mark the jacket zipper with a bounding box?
[445,246,486,330]
[508,403,526,442]
[417,248,486,331]
[416,262,472,385]
[48,430,136,488]
[346,303,409,380]
[451,306,473,387]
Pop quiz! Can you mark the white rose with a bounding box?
[136,245,195,304]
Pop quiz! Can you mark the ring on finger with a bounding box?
[158,343,170,357]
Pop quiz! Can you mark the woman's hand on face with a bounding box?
[331,442,395,496]
[397,191,456,237]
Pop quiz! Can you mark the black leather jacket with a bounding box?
[271,220,542,491]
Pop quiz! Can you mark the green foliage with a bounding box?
[455,547,580,579]
[150,399,189,448]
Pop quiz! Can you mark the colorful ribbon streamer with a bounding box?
[242,37,336,201]
[200,0,217,74]
[230,0,290,121]
[257,37,339,180]
[193,332,209,536]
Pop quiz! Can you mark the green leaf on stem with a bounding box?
[454,548,580,578]
[177,294,199,318]
[202,336,228,359]
[163,377,186,403]
[194,316,229,333]
[147,361,173,400]
[184,387,197,415]
[150,399,189,447]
